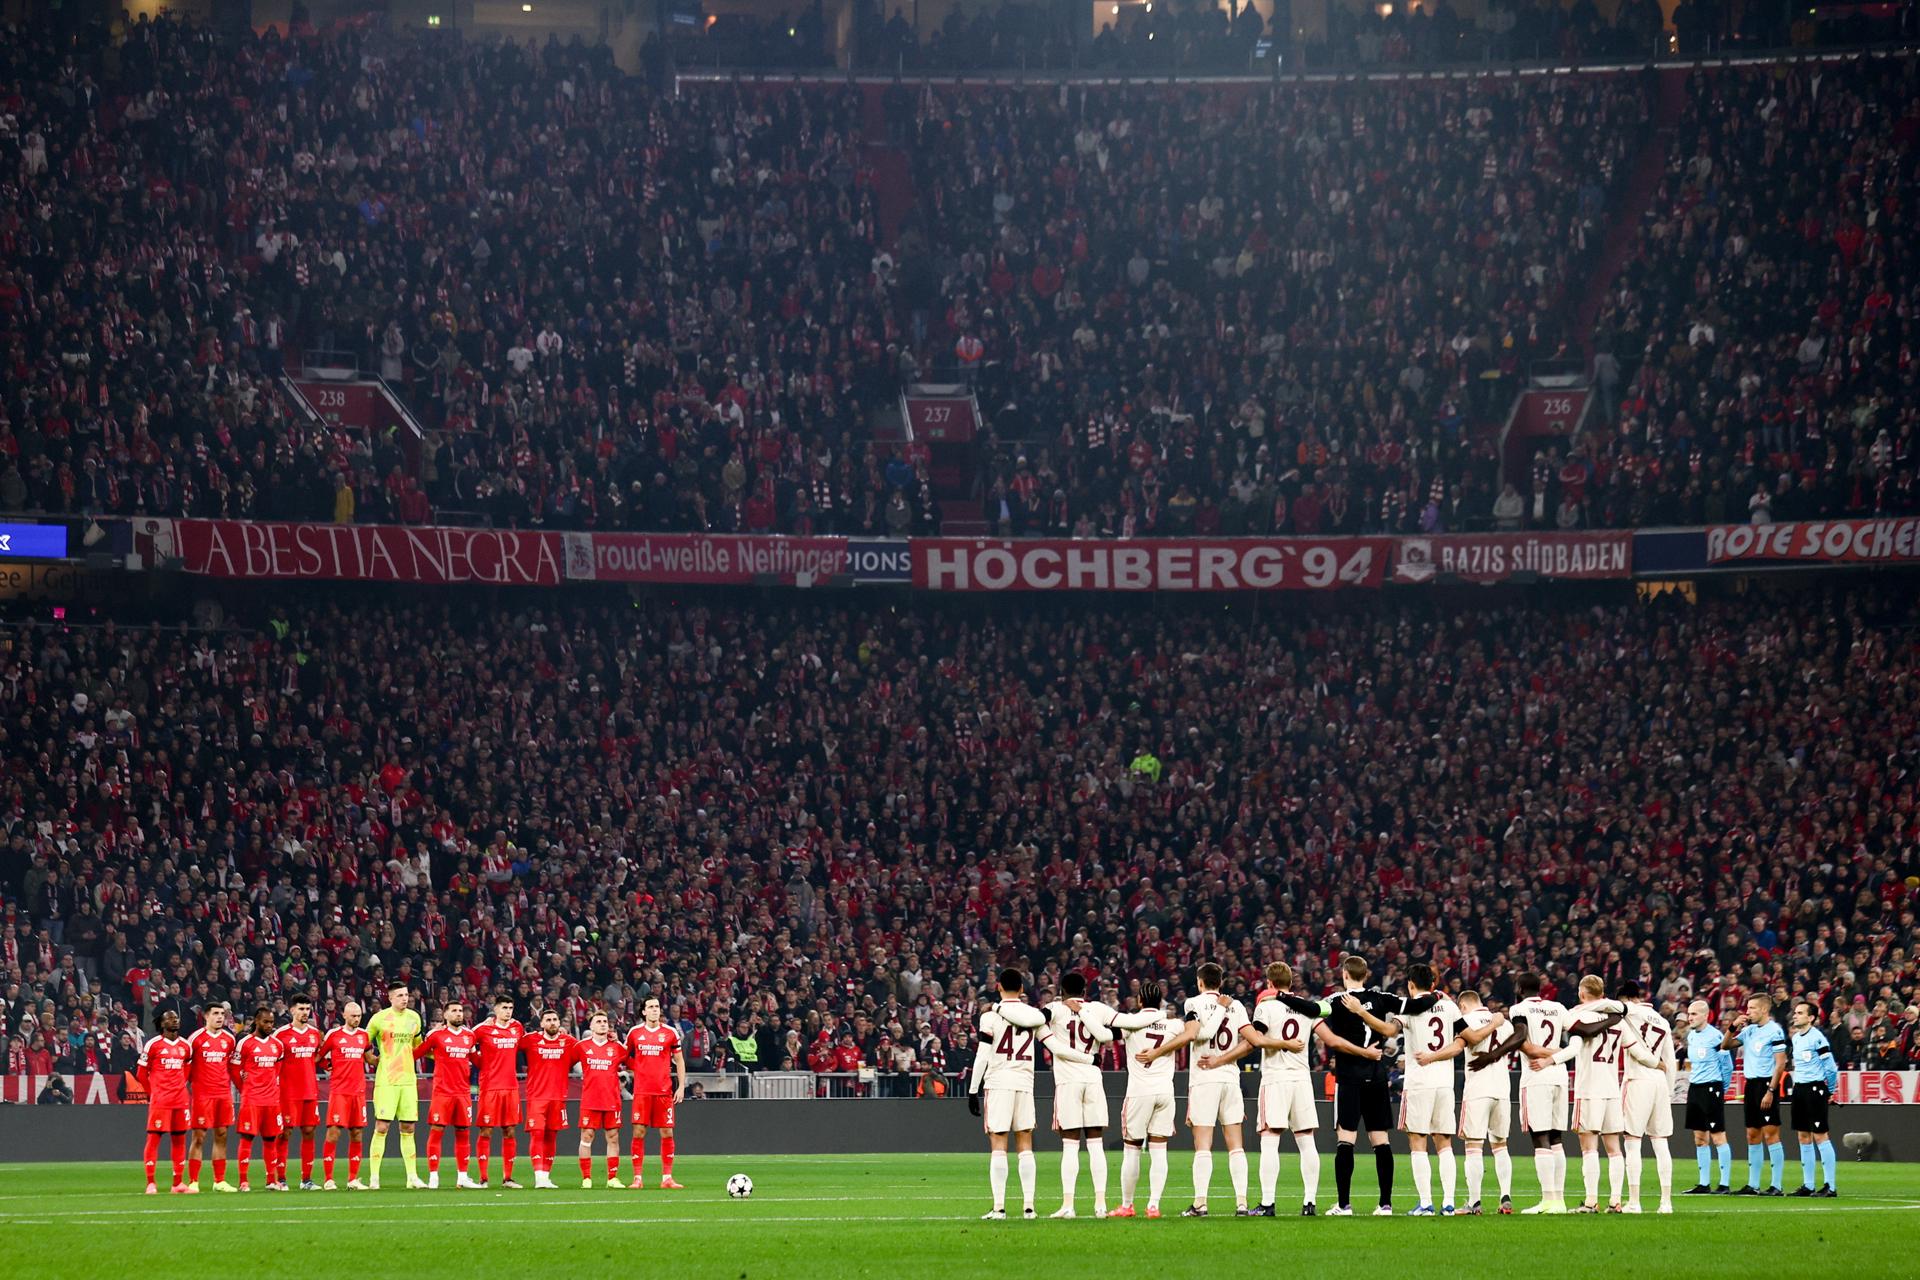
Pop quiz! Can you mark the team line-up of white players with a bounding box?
[966,963,1676,1220]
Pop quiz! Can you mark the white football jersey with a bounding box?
[977,1001,1045,1091]
[1459,1007,1508,1100]
[1622,1002,1676,1088]
[1043,1000,1109,1086]
[1508,997,1572,1088]
[1184,995,1249,1084]
[1564,1001,1626,1100]
[1398,998,1463,1089]
[1251,998,1318,1080]
[1118,1010,1183,1091]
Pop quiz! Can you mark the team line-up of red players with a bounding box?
[133,990,688,1194]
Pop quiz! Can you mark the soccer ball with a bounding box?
[726,1173,754,1199]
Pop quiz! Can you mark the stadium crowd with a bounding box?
[3,15,1916,541]
[1585,57,1920,531]
[2,583,1917,1092]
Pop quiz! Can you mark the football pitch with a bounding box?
[3,1155,1916,1279]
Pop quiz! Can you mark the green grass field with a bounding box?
[3,1154,1915,1279]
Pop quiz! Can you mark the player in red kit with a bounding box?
[471,996,526,1188]
[187,1004,238,1191]
[137,1010,193,1194]
[416,1000,481,1189]
[319,1001,371,1189]
[625,996,688,1189]
[234,1007,288,1191]
[274,994,325,1189]
[573,1012,627,1188]
[518,1009,576,1189]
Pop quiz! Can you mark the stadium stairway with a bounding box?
[1573,66,1689,356]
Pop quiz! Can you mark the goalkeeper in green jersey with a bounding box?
[365,984,426,1189]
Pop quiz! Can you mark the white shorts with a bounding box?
[1122,1091,1176,1143]
[1519,1082,1569,1134]
[1401,1084,1457,1136]
[1622,1078,1672,1139]
[1257,1077,1318,1134]
[983,1088,1035,1136]
[1186,1079,1245,1128]
[1053,1080,1109,1132]
[1460,1094,1510,1143]
[1572,1094,1624,1136]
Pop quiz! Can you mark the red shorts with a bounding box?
[192,1096,234,1130]
[578,1107,620,1132]
[327,1096,367,1129]
[237,1104,284,1138]
[147,1104,191,1134]
[477,1089,522,1128]
[280,1098,320,1128]
[429,1094,472,1129]
[525,1099,566,1132]
[631,1094,676,1129]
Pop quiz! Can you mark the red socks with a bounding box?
[454,1129,470,1174]
[171,1135,187,1187]
[476,1133,489,1182]
[324,1143,335,1183]
[349,1137,363,1181]
[503,1133,516,1181]
[661,1136,675,1176]
[634,1143,646,1181]
[213,1157,227,1183]
[190,1156,203,1184]
[607,1155,620,1181]
[143,1133,162,1185]
[426,1129,443,1173]
[238,1141,252,1187]
[300,1135,314,1183]
[579,1155,592,1181]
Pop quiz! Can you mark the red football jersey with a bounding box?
[273,1024,324,1101]
[235,1034,284,1107]
[518,1032,577,1102]
[320,1027,371,1098]
[572,1037,627,1111]
[138,1034,193,1107]
[416,1026,478,1098]
[624,1024,681,1094]
[472,1018,525,1093]
[187,1027,237,1098]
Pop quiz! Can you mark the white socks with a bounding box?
[1624,1136,1643,1203]
[1120,1144,1141,1208]
[1060,1139,1081,1206]
[1607,1151,1624,1206]
[1086,1138,1107,1212]
[990,1150,1008,1211]
[1465,1149,1484,1205]
[1494,1146,1513,1198]
[1554,1145,1569,1200]
[1411,1150,1432,1207]
[1533,1147,1555,1202]
[1437,1147,1456,1209]
[1017,1150,1036,1211]
[1148,1144,1168,1209]
[1191,1149,1213,1206]
[1297,1135,1320,1206]
[1582,1148,1600,1205]
[1652,1141,1673,1203]
[1227,1148,1248,1209]
[1259,1132,1281,1207]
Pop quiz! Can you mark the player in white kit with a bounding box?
[1534,975,1627,1213]
[1097,982,1184,1218]
[1196,961,1379,1216]
[1421,989,1512,1214]
[967,967,1100,1219]
[1348,963,1463,1215]
[1134,962,1250,1216]
[1475,972,1571,1212]
[1042,973,1117,1218]
[1618,978,1677,1214]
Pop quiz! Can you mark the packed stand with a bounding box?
[900,76,1642,536]
[3,584,1917,1089]
[1579,57,1920,531]
[0,16,927,536]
